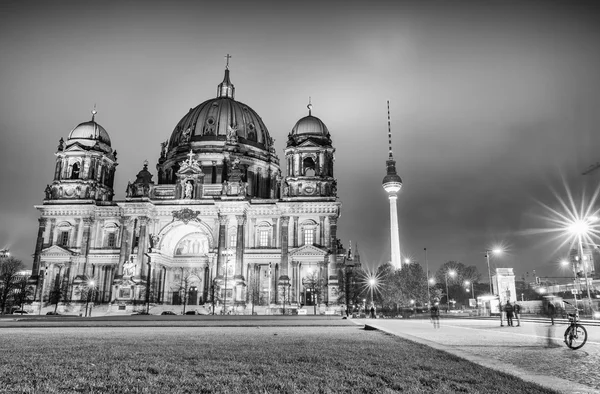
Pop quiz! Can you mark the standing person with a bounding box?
[514,302,521,327]
[548,302,555,326]
[370,305,376,319]
[504,301,514,327]
[430,303,440,329]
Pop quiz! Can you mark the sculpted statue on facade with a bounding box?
[160,141,168,158]
[184,180,193,199]
[123,259,136,277]
[57,137,64,152]
[226,125,238,144]
[283,181,290,197]
[126,181,133,197]
[181,127,192,143]
[44,185,52,200]
[87,184,97,199]
[221,180,228,195]
[75,185,82,198]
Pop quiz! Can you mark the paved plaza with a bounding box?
[361,317,600,394]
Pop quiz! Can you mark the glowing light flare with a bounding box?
[359,270,386,297]
[526,179,600,257]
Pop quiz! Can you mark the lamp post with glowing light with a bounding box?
[369,278,376,309]
[568,215,599,313]
[561,258,579,305]
[445,270,456,312]
[465,280,475,299]
[485,248,502,294]
[85,280,95,317]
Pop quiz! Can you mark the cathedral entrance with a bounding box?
[189,286,198,305]
[304,288,315,306]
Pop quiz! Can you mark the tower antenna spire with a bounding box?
[387,100,393,159]
[307,96,312,116]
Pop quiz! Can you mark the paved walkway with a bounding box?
[357,317,600,394]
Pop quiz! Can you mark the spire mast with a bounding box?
[387,100,393,159]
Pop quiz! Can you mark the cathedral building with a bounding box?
[31,65,346,313]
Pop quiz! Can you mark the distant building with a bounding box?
[31,65,349,312]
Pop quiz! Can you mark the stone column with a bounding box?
[81,217,93,276]
[249,218,256,248]
[117,217,133,277]
[322,256,329,305]
[293,216,299,247]
[294,152,300,176]
[329,216,338,250]
[319,216,325,246]
[216,215,228,279]
[136,217,149,278]
[48,218,56,246]
[278,217,290,301]
[234,214,246,305]
[72,218,81,249]
[271,217,278,248]
[292,261,298,304]
[32,218,47,278]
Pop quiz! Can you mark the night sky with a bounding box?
[1,1,599,283]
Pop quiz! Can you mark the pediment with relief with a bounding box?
[289,244,328,257]
[40,245,78,257]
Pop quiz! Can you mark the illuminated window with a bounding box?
[107,233,116,248]
[304,228,314,245]
[229,234,237,248]
[259,230,270,247]
[59,231,69,247]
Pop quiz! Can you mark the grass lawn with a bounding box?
[0,326,557,393]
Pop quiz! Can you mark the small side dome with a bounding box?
[66,110,112,152]
[291,115,329,136]
[68,121,112,146]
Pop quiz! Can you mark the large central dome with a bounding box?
[167,69,273,153]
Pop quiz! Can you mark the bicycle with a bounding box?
[563,301,588,350]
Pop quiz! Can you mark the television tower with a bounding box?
[382,101,403,269]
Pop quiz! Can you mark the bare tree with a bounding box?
[12,277,34,312]
[0,257,25,315]
[172,268,201,314]
[302,269,325,314]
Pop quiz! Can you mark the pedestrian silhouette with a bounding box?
[514,302,521,326]
[505,301,514,327]
[370,305,375,319]
[430,303,440,329]
[548,303,555,325]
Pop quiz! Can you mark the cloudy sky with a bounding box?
[1,0,599,283]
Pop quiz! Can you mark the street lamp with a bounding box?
[424,248,431,307]
[445,270,456,312]
[485,248,502,294]
[464,280,475,298]
[85,280,95,317]
[568,215,599,313]
[369,278,376,309]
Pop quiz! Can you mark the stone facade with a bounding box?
[31,67,346,313]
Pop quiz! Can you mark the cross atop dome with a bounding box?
[217,56,235,99]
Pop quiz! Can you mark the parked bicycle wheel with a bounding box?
[564,324,588,350]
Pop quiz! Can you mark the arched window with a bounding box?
[256,222,272,248]
[71,163,80,179]
[303,156,316,177]
[301,220,318,246]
